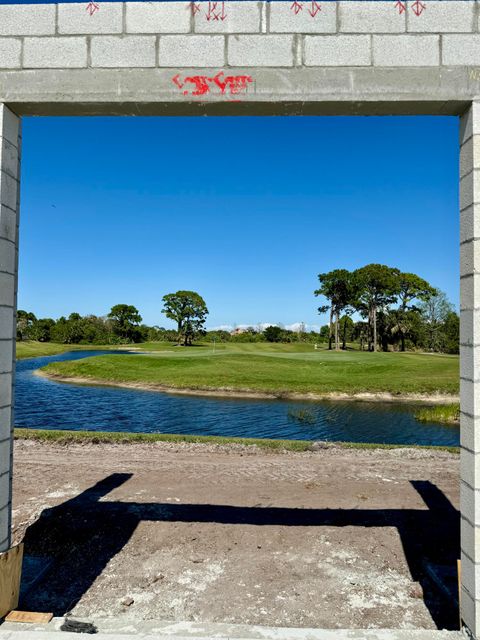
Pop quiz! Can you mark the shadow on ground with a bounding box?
[19,473,459,629]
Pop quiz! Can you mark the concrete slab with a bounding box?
[0,618,465,640]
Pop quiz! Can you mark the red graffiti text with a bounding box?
[172,71,253,99]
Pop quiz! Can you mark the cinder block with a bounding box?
[0,4,55,36]
[0,106,20,148]
[461,273,480,312]
[461,410,480,453]
[462,516,480,564]
[461,378,480,418]
[0,340,12,379]
[0,309,14,342]
[0,138,18,181]
[0,372,12,409]
[0,405,11,440]
[462,550,480,600]
[460,170,480,212]
[58,3,123,34]
[0,207,16,245]
[304,35,370,66]
[0,273,14,308]
[461,343,477,382]
[0,39,21,69]
[460,308,480,347]
[407,1,474,33]
[0,422,11,475]
[0,456,11,518]
[228,34,293,67]
[195,2,261,34]
[462,214,475,258]
[0,172,18,212]
[23,37,87,69]
[0,506,10,552]
[461,584,480,636]
[339,1,405,33]
[159,35,224,67]
[461,447,480,495]
[0,238,15,276]
[126,2,190,34]
[460,136,480,179]
[91,36,156,68]
[461,480,480,529]
[460,240,480,279]
[0,480,11,530]
[443,35,480,66]
[373,35,439,67]
[460,104,480,147]
[269,1,336,34]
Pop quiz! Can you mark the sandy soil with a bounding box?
[37,370,459,404]
[12,440,459,630]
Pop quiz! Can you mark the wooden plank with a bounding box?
[5,611,53,624]
[0,543,24,619]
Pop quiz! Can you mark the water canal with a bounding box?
[14,351,459,447]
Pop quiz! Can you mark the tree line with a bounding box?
[16,291,210,347]
[314,264,459,353]
[16,273,459,354]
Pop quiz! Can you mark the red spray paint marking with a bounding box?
[290,1,321,18]
[172,71,253,99]
[86,1,100,15]
[394,0,426,15]
[290,1,303,15]
[190,1,227,21]
[206,1,227,21]
[190,2,201,15]
[307,2,321,17]
[411,0,426,16]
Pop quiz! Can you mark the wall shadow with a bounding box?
[18,473,459,629]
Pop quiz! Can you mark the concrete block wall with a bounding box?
[0,104,19,554]
[1,1,480,70]
[2,0,480,636]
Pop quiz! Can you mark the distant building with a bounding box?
[230,327,249,336]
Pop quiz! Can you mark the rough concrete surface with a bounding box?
[9,440,460,631]
[0,621,464,640]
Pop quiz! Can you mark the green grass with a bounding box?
[13,428,312,451]
[13,428,459,453]
[41,343,459,397]
[414,403,460,425]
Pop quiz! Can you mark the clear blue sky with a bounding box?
[18,115,459,331]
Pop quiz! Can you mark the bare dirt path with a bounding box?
[12,441,459,630]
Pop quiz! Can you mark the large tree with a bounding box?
[354,264,400,352]
[418,289,454,352]
[314,269,357,351]
[396,272,435,351]
[107,304,142,342]
[16,310,37,341]
[162,290,209,346]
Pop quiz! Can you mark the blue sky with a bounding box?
[18,115,459,330]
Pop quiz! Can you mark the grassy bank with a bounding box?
[414,403,460,425]
[41,345,459,397]
[16,341,122,360]
[13,428,459,453]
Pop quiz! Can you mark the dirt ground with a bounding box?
[11,440,460,630]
